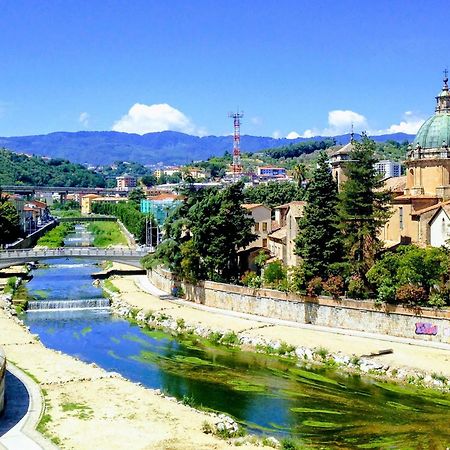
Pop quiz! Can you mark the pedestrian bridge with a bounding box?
[0,247,153,269]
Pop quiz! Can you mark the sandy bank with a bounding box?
[0,306,261,449]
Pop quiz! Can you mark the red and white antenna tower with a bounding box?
[228,110,244,176]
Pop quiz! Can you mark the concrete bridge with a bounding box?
[0,247,153,269]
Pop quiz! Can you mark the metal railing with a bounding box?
[0,246,154,260]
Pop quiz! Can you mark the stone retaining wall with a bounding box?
[148,267,450,344]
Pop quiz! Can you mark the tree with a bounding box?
[0,190,21,246]
[188,182,256,282]
[292,162,307,188]
[141,174,157,187]
[338,136,392,278]
[244,181,303,209]
[128,187,146,207]
[295,152,342,278]
[144,182,256,283]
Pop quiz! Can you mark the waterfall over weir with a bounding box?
[27,298,110,311]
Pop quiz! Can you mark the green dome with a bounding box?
[413,113,450,149]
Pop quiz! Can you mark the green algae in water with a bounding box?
[33,289,50,299]
[172,355,216,366]
[228,379,267,393]
[110,336,120,344]
[290,368,341,386]
[81,326,92,336]
[141,328,172,341]
[302,420,341,428]
[290,407,344,415]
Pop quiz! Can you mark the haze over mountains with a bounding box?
[0,131,414,166]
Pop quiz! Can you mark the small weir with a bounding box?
[27,298,110,311]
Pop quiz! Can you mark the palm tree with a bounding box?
[292,163,307,188]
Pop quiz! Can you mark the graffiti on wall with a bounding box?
[415,322,438,335]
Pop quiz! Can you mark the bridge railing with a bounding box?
[0,246,153,260]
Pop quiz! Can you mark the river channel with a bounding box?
[22,225,450,448]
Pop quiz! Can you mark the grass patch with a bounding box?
[36,223,74,248]
[86,221,127,247]
[61,402,94,420]
[103,279,120,294]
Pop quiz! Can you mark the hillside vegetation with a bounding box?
[0,148,106,187]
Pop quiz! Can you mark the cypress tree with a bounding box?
[338,135,392,278]
[295,152,342,278]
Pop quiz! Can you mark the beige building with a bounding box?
[330,139,355,191]
[381,74,450,247]
[116,174,137,191]
[81,194,124,214]
[267,201,305,266]
[242,204,272,249]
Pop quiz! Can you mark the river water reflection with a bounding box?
[22,227,450,448]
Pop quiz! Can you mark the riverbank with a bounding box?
[107,272,450,389]
[0,298,262,449]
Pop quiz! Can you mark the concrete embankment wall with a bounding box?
[148,267,450,344]
[6,220,58,250]
[0,347,5,414]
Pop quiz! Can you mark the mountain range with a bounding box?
[0,131,414,166]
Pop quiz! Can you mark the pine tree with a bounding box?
[295,152,342,278]
[338,135,392,278]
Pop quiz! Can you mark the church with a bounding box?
[382,73,450,247]
[332,74,450,248]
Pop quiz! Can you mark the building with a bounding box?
[242,204,272,249]
[237,204,273,271]
[330,139,355,190]
[140,193,182,225]
[81,194,124,214]
[116,174,137,191]
[257,166,287,178]
[382,74,450,247]
[267,201,305,266]
[374,160,402,179]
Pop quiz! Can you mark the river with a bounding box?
[21,225,450,448]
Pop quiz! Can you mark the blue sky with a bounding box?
[0,0,448,138]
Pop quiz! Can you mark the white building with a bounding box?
[374,160,402,179]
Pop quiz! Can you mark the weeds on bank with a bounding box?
[61,401,94,420]
[103,279,120,294]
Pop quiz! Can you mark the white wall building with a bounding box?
[374,160,402,179]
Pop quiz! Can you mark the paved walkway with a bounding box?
[113,274,450,377]
[0,364,56,450]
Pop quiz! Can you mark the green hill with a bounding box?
[0,148,106,187]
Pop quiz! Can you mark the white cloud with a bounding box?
[272,130,282,139]
[250,116,262,126]
[286,131,301,139]
[379,111,425,135]
[298,109,424,138]
[79,112,90,127]
[298,109,368,138]
[112,103,205,136]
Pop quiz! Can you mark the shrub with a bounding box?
[395,284,427,306]
[306,277,322,296]
[427,292,447,308]
[241,271,262,288]
[263,261,287,288]
[322,275,344,299]
[347,275,367,299]
[288,263,307,293]
[376,284,396,304]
